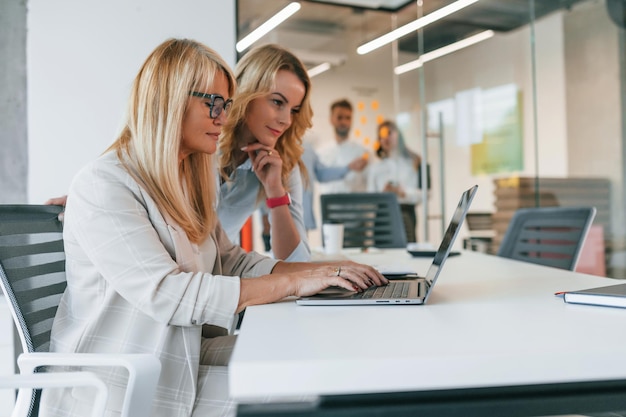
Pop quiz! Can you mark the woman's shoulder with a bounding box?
[71,152,136,191]
[74,151,119,175]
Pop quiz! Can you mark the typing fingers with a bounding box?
[334,266,374,290]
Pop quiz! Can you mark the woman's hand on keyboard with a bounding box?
[327,261,388,290]
[290,263,387,297]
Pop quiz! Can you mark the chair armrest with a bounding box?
[18,353,161,417]
[0,371,107,417]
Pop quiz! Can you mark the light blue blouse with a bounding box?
[217,158,311,261]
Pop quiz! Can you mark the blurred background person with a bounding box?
[368,120,423,243]
[319,98,369,193]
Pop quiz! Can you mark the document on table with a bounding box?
[559,282,626,309]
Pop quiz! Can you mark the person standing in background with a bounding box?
[368,120,423,243]
[319,99,369,193]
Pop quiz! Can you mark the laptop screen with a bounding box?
[424,185,478,297]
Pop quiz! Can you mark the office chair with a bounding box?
[0,363,108,417]
[0,205,160,417]
[320,193,407,249]
[497,206,597,271]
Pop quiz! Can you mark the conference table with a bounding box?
[229,249,626,416]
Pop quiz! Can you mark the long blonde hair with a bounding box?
[107,38,235,243]
[219,44,312,190]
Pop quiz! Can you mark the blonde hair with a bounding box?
[107,38,235,244]
[219,44,312,191]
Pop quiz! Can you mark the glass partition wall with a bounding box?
[408,0,625,278]
[237,0,626,279]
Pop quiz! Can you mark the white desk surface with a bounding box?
[229,250,626,402]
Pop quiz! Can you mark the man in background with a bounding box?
[319,99,369,193]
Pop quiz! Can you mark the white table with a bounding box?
[230,250,626,416]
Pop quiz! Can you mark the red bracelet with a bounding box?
[266,193,291,208]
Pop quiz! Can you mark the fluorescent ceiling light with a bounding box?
[236,2,301,53]
[308,62,332,77]
[290,49,347,66]
[394,30,494,75]
[357,0,480,55]
[309,0,409,9]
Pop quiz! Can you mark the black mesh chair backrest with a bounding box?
[497,206,596,271]
[320,193,407,249]
[0,204,65,417]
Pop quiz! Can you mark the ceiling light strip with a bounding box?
[308,62,332,77]
[236,2,301,53]
[394,30,494,75]
[357,0,480,55]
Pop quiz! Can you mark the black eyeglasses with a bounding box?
[190,92,233,119]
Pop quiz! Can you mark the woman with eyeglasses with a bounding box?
[45,44,313,262]
[217,44,312,262]
[42,38,387,417]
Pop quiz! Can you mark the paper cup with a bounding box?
[323,223,344,255]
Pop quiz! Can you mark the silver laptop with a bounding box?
[296,185,478,306]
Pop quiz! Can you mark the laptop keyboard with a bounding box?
[351,282,411,299]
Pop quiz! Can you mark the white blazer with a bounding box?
[42,152,277,417]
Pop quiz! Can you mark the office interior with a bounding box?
[5,0,624,278]
[1,0,625,414]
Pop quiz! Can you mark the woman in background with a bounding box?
[42,38,386,417]
[367,120,423,243]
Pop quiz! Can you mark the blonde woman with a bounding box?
[43,38,387,417]
[218,44,312,261]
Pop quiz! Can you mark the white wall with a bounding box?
[564,0,623,238]
[27,0,236,203]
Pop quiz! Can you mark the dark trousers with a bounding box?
[400,204,417,243]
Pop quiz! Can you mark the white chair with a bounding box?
[1,360,108,417]
[0,205,161,417]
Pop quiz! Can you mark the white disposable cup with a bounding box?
[323,223,344,255]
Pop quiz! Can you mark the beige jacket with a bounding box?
[42,152,277,417]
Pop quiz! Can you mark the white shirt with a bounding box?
[319,139,368,193]
[367,155,423,205]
